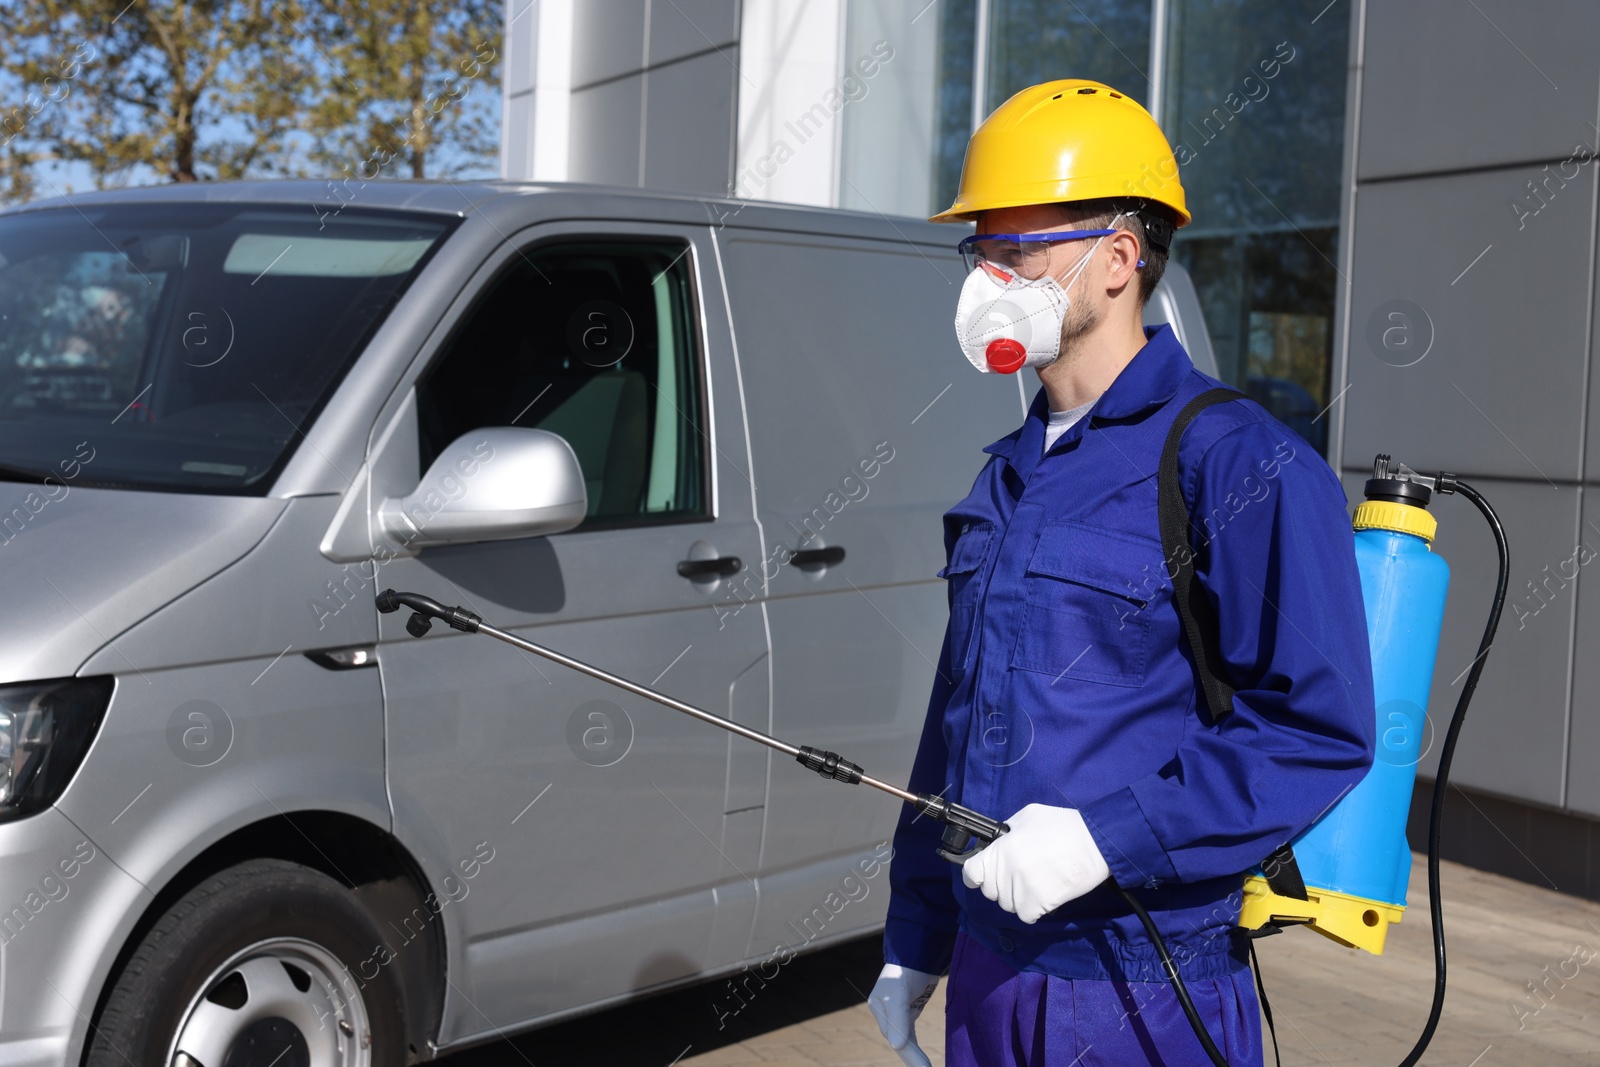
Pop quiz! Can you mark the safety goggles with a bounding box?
[956,228,1118,276]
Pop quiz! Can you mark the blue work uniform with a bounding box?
[884,325,1376,1064]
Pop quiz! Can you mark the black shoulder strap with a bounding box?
[1158,386,1308,903]
[1158,387,1245,727]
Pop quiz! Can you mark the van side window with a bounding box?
[416,241,707,529]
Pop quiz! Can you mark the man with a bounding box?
[868,80,1375,1066]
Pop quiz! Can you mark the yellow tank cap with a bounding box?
[1353,499,1437,543]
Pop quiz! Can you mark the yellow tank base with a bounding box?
[1238,875,1406,955]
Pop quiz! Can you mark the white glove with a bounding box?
[961,803,1111,924]
[868,963,940,1067]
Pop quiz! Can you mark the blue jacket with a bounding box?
[884,326,1375,983]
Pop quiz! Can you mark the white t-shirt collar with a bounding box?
[1043,397,1097,453]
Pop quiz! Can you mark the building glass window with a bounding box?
[839,0,944,219]
[1160,0,1349,454]
[922,0,1350,454]
[932,0,979,217]
[985,0,1152,113]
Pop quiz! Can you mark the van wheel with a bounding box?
[86,859,406,1067]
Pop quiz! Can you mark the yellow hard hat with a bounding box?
[931,79,1190,227]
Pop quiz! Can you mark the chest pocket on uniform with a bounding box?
[1010,520,1170,687]
[939,521,995,678]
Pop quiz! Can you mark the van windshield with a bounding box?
[0,203,453,493]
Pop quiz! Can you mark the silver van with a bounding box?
[0,181,1217,1066]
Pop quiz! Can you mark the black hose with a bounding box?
[1249,940,1282,1067]
[1123,475,1508,1067]
[1118,884,1234,1066]
[1396,476,1508,1066]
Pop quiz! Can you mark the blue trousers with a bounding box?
[944,933,1264,1067]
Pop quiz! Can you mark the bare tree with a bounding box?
[0,0,502,202]
[303,0,501,181]
[0,1,314,194]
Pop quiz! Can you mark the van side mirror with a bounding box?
[377,428,587,550]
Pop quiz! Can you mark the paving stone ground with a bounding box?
[438,856,1600,1065]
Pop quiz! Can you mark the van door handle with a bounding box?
[789,546,845,567]
[677,556,742,579]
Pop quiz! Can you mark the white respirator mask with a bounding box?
[953,230,1111,375]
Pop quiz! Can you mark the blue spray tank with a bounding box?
[1131,444,1507,1067]
[1239,455,1452,953]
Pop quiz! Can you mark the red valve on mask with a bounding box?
[985,338,1028,374]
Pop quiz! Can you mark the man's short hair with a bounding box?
[1058,197,1178,304]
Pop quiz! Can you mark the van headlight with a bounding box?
[0,677,114,823]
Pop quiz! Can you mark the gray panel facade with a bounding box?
[642,51,740,193]
[648,0,741,68]
[565,0,741,193]
[1357,0,1600,181]
[1343,0,1600,836]
[1421,479,1578,807]
[1341,163,1594,482]
[571,0,649,87]
[1338,471,1579,808]
[568,73,645,185]
[1567,486,1600,816]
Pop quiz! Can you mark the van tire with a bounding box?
[85,858,406,1067]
